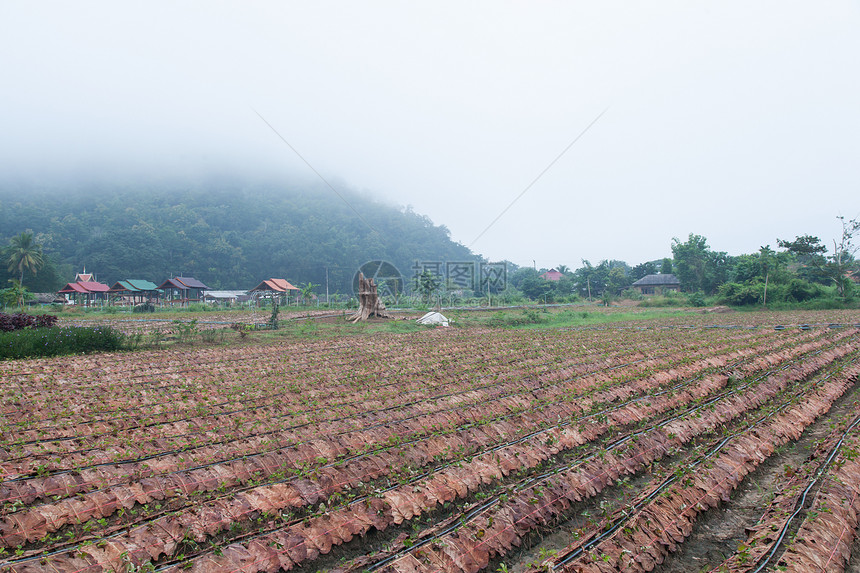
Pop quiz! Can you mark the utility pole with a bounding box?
[325,267,329,306]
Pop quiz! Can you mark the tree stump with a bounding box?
[350,273,391,322]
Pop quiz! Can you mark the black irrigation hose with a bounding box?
[1,348,661,488]
[3,334,843,570]
[552,391,809,569]
[358,347,830,572]
[552,352,858,569]
[750,411,860,573]
[144,347,777,572]
[4,332,662,446]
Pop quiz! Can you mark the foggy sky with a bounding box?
[2,2,858,269]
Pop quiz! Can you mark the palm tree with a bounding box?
[6,231,44,288]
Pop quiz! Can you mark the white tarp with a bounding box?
[417,311,449,326]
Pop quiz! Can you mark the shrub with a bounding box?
[0,326,126,359]
[620,289,644,301]
[686,291,707,307]
[785,279,823,303]
[717,282,763,306]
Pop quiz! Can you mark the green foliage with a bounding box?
[300,282,318,305]
[638,294,686,308]
[476,307,691,329]
[4,231,43,288]
[0,326,126,359]
[171,319,199,343]
[0,182,475,291]
[267,303,279,330]
[0,281,32,309]
[784,278,823,302]
[620,288,644,301]
[414,270,441,303]
[660,258,674,275]
[671,233,728,294]
[631,261,656,280]
[686,291,707,307]
[132,302,156,313]
[716,282,763,306]
[485,308,548,327]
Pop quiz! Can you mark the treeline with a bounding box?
[508,225,859,307]
[0,178,476,293]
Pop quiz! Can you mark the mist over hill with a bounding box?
[0,177,479,293]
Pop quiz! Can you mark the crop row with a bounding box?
[341,343,858,573]
[552,362,860,572]
[1,326,794,506]
[1,327,713,447]
[8,332,854,571]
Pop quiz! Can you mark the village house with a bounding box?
[631,274,680,295]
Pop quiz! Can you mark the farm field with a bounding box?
[2,310,860,572]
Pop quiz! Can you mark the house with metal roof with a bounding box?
[108,280,161,305]
[58,280,111,305]
[156,277,210,305]
[631,274,680,295]
[204,290,252,304]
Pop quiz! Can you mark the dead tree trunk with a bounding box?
[350,273,391,322]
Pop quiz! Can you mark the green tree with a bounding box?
[777,234,828,284]
[777,234,827,261]
[605,266,631,295]
[826,216,860,299]
[573,260,601,300]
[671,234,728,294]
[5,231,44,306]
[631,261,656,281]
[1,280,31,309]
[300,282,319,305]
[660,258,673,275]
[414,270,441,303]
[519,275,554,302]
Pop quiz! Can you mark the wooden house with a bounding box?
[248,278,300,305]
[58,280,111,306]
[156,277,210,305]
[108,280,161,305]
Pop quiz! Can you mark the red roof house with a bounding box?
[540,268,564,281]
[249,278,300,305]
[58,280,111,305]
[249,278,300,293]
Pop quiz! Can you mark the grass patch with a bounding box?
[0,326,127,359]
[459,307,694,329]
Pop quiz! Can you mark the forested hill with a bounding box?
[0,179,477,292]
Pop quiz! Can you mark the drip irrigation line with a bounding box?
[5,337,849,570]
[750,411,860,573]
[4,331,650,443]
[353,344,836,572]
[18,342,756,568]
[1,347,665,486]
[551,348,857,569]
[552,380,827,569]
